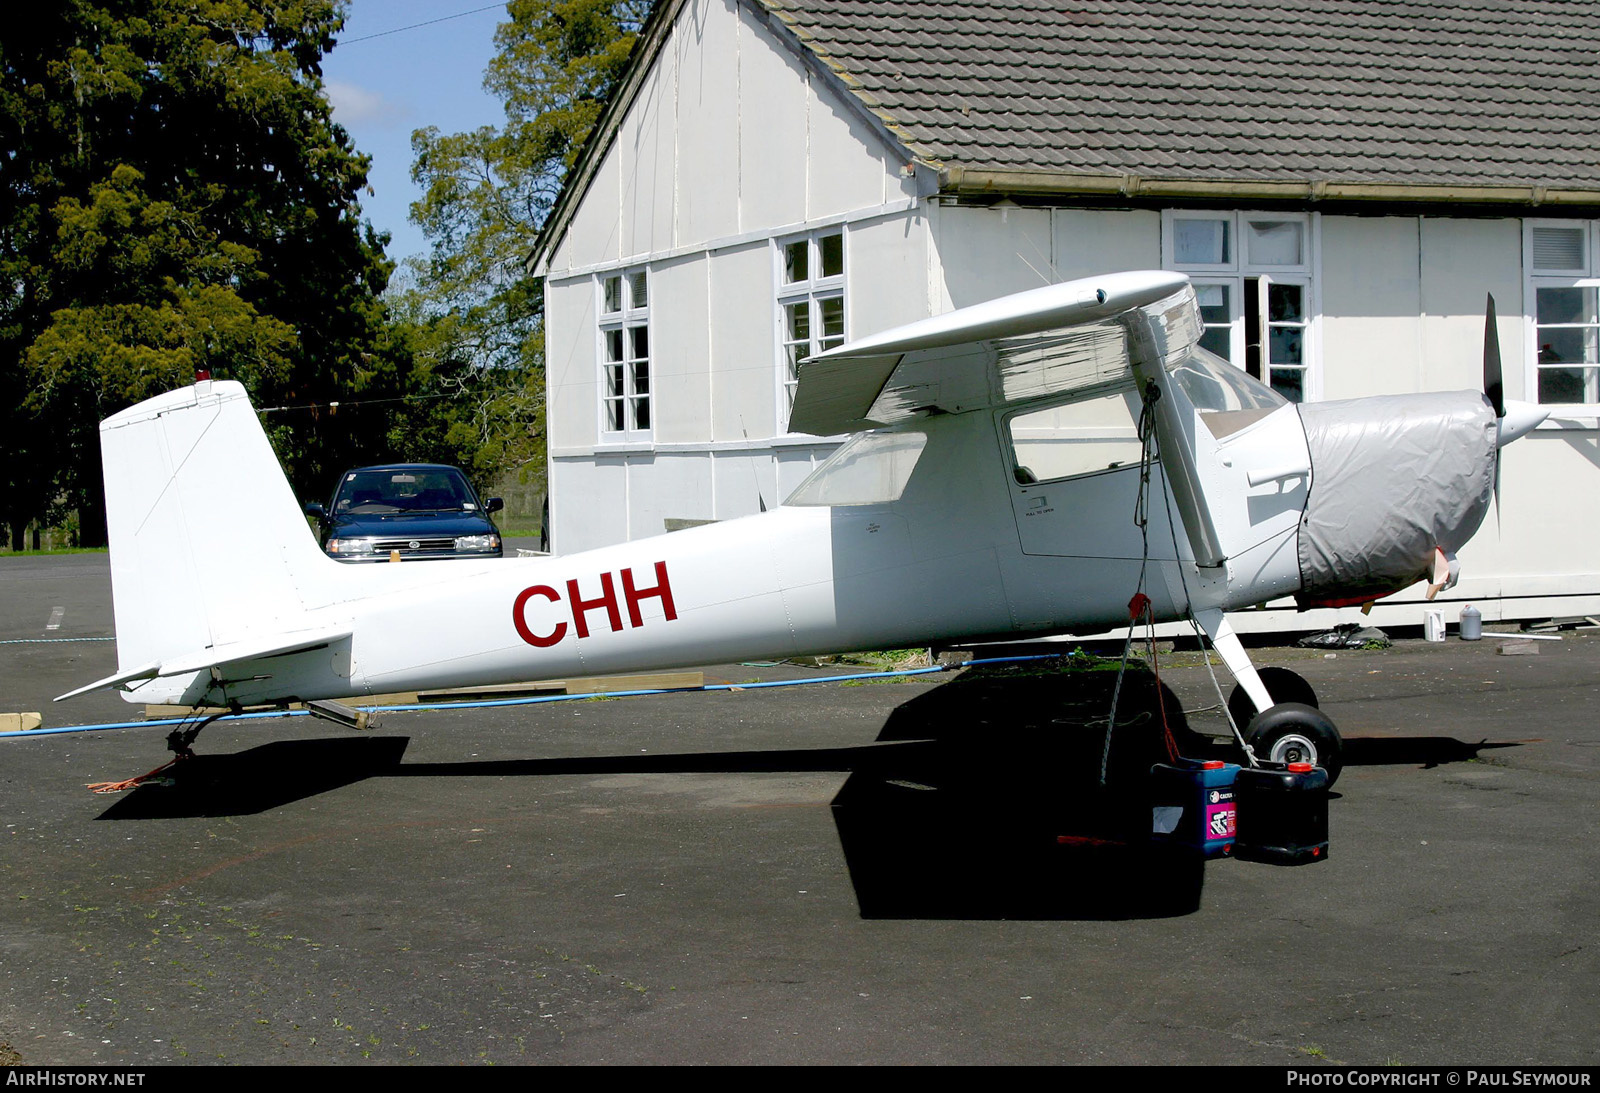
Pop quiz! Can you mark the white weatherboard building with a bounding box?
[529,0,1600,634]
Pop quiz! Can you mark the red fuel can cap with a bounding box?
[1287,762,1314,773]
[1201,760,1226,770]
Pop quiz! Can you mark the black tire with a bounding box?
[1228,666,1318,733]
[1245,701,1343,786]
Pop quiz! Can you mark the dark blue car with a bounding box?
[307,464,504,562]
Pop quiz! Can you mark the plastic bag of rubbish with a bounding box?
[1295,623,1391,650]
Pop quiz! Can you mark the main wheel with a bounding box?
[1245,701,1343,786]
[1228,666,1318,734]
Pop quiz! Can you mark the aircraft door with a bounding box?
[1001,387,1181,560]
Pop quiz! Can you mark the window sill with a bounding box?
[594,438,655,455]
[1534,415,1600,431]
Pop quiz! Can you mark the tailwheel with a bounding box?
[1227,665,1318,734]
[1244,702,1343,787]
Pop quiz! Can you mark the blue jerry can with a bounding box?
[1150,759,1239,858]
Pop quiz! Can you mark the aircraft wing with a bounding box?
[787,270,1195,436]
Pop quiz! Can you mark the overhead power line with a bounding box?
[338,3,504,46]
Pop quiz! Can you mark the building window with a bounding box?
[1165,211,1315,403]
[598,269,650,436]
[776,230,846,422]
[1526,221,1599,409]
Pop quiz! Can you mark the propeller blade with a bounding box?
[1484,292,1505,418]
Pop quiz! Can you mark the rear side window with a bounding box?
[785,431,927,507]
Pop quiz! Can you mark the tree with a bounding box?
[401,0,650,488]
[0,0,409,547]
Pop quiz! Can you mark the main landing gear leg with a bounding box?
[1193,609,1344,784]
[1193,609,1272,718]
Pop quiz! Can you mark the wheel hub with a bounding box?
[1269,733,1318,766]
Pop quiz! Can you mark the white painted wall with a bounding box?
[1320,216,1424,400]
[544,0,911,276]
[1419,218,1524,397]
[545,278,596,452]
[651,253,712,444]
[1054,209,1163,281]
[842,212,934,343]
[561,140,623,272]
[708,241,776,442]
[671,0,741,246]
[931,203,1055,309]
[928,205,1163,310]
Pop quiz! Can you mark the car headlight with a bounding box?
[327,537,379,556]
[453,534,500,552]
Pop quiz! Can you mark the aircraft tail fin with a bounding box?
[92,380,334,698]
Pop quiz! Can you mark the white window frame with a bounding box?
[1524,219,1600,415]
[1163,210,1320,404]
[774,228,847,430]
[596,268,652,440]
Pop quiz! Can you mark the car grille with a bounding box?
[373,537,459,555]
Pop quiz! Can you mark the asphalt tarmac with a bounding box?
[1,552,1597,1066]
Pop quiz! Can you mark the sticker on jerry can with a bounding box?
[1205,789,1237,840]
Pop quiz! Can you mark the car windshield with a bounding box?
[334,469,477,515]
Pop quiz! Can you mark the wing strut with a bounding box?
[1121,305,1225,568]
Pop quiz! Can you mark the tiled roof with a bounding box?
[761,0,1600,191]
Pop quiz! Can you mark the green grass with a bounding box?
[0,546,108,558]
[827,648,931,671]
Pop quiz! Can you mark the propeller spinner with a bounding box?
[1485,293,1548,448]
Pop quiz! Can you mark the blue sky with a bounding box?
[320,2,508,268]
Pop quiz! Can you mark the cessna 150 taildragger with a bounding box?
[58,271,1546,782]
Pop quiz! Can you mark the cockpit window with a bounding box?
[1171,347,1287,413]
[1005,388,1145,485]
[785,431,927,507]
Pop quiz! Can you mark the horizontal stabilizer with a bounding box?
[54,662,162,702]
[54,625,351,702]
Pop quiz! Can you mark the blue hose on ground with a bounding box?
[1,654,1068,740]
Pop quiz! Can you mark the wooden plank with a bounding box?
[347,693,420,707]
[415,671,704,702]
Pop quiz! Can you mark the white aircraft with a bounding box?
[58,270,1545,784]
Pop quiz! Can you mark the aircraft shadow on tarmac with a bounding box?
[833,661,1221,920]
[93,661,1520,921]
[94,735,413,821]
